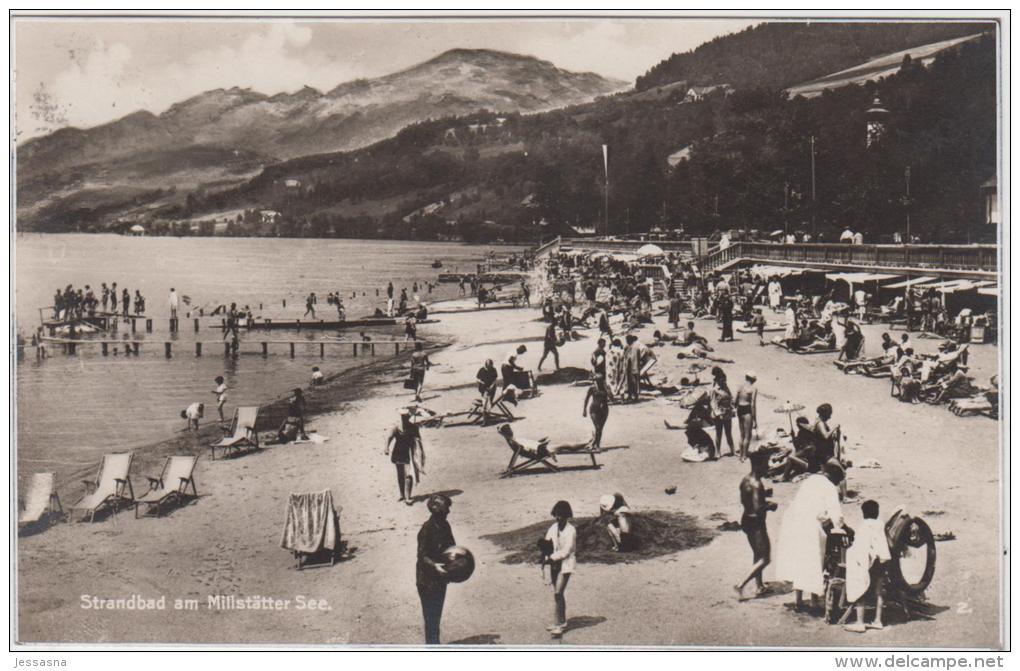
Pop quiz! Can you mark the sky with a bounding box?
[12,17,756,139]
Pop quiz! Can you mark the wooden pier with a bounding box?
[39,337,423,358]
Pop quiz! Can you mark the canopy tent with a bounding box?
[636,243,665,258]
[610,252,640,262]
[883,276,935,289]
[749,264,804,280]
[978,287,999,297]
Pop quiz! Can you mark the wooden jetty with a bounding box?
[39,336,425,358]
[219,317,440,331]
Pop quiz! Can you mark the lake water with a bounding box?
[15,234,523,486]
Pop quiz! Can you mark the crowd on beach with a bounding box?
[365,246,988,643]
[20,246,993,646]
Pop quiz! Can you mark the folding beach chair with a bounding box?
[18,473,62,527]
[70,453,135,523]
[210,406,260,459]
[496,426,601,478]
[466,387,518,425]
[135,455,198,518]
[498,428,557,477]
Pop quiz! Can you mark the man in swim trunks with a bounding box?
[735,445,778,599]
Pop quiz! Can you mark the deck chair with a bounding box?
[497,428,557,477]
[496,426,600,478]
[19,473,62,527]
[135,455,198,518]
[70,453,135,523]
[210,406,260,459]
[467,387,518,425]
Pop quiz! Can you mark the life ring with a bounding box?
[886,514,936,595]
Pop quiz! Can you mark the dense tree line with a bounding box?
[635,21,987,92]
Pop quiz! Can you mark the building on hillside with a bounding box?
[128,224,146,236]
[684,84,732,103]
[284,179,301,188]
[260,210,282,224]
[667,146,692,167]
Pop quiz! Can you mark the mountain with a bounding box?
[17,48,625,230]
[176,30,995,244]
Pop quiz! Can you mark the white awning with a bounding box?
[938,279,998,294]
[978,287,999,297]
[883,276,935,289]
[825,272,901,286]
[749,264,804,279]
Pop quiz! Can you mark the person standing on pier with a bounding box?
[122,288,131,317]
[110,283,118,312]
[304,294,316,319]
[168,288,179,319]
[101,283,110,312]
[134,290,145,315]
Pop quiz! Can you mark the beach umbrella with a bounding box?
[773,401,806,433]
[637,243,665,258]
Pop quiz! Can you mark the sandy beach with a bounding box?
[16,299,1002,648]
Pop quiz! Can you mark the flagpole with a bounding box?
[602,144,609,238]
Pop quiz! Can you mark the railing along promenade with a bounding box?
[544,237,997,279]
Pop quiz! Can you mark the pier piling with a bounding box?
[224,342,230,357]
[165,342,172,359]
[320,343,325,357]
[132,343,139,356]
[101,342,108,356]
[194,318,199,333]
[146,319,153,333]
[262,342,268,357]
[289,343,295,358]
[196,342,202,357]
[131,319,136,333]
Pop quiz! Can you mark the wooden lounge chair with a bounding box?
[135,456,198,518]
[496,427,600,478]
[210,406,260,459]
[18,473,62,527]
[70,453,134,523]
[467,388,517,425]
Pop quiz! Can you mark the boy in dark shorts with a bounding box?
[735,445,778,599]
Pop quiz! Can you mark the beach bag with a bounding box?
[403,378,417,390]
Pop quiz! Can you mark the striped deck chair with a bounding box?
[135,456,198,518]
[70,453,134,523]
[210,406,260,459]
[19,473,62,527]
